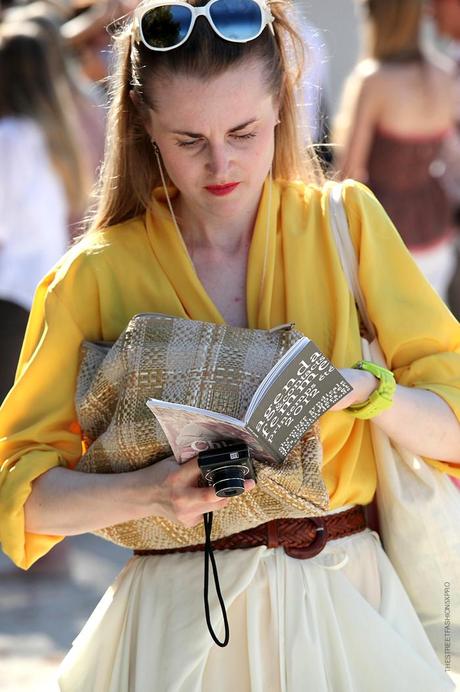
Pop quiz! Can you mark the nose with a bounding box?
[205,143,230,179]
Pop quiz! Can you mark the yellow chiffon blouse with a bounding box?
[1,179,459,569]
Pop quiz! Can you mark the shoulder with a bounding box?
[279,178,393,240]
[324,177,379,208]
[275,179,402,283]
[276,179,323,215]
[339,60,385,117]
[278,178,380,216]
[45,215,147,297]
[322,178,391,225]
[276,178,378,244]
[321,179,407,257]
[347,59,384,91]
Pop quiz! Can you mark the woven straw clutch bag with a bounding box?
[75,313,329,549]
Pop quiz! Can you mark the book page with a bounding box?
[246,341,352,459]
[146,399,276,464]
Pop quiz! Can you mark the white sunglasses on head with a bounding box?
[133,0,275,52]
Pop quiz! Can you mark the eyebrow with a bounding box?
[170,118,259,138]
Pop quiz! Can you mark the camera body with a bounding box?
[197,442,256,498]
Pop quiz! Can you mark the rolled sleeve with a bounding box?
[0,267,91,568]
[0,450,65,569]
[341,180,460,474]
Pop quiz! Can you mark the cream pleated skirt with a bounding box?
[57,524,454,692]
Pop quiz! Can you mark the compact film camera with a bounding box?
[197,442,256,498]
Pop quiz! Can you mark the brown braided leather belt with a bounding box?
[134,505,367,560]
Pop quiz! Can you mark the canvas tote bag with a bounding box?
[74,314,329,551]
[328,183,460,670]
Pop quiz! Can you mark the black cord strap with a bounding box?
[203,512,230,647]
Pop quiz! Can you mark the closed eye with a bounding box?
[176,131,257,148]
[177,138,203,148]
[231,132,257,141]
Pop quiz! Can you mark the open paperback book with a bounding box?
[147,337,352,464]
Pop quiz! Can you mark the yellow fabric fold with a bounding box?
[1,178,459,569]
[0,450,65,568]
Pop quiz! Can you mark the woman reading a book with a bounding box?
[0,1,459,690]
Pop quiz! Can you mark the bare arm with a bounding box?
[24,455,254,536]
[334,67,381,181]
[333,369,460,463]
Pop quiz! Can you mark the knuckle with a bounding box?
[170,493,186,517]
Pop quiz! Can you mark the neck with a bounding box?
[173,189,263,256]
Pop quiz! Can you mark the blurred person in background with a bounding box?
[431,0,460,41]
[0,21,89,404]
[429,0,460,317]
[61,0,137,86]
[334,0,457,303]
[5,0,107,231]
[430,0,460,491]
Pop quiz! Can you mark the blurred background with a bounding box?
[1,0,460,689]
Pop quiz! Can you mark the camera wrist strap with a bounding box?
[203,512,230,647]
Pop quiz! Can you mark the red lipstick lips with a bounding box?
[205,182,240,196]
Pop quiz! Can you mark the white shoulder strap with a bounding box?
[328,184,376,340]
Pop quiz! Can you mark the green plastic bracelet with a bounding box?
[347,360,396,420]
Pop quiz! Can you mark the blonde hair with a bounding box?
[88,0,323,232]
[363,0,423,62]
[0,21,90,218]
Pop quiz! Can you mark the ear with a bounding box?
[129,88,143,110]
[129,88,152,127]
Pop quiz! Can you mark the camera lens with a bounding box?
[212,465,246,497]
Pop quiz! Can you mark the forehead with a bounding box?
[148,60,275,127]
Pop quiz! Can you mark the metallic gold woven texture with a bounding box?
[75,314,329,549]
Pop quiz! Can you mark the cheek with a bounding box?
[251,131,276,168]
[159,148,197,187]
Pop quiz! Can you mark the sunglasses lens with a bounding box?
[141,5,193,49]
[210,0,263,41]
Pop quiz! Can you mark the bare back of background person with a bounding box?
[334,0,457,303]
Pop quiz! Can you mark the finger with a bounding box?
[179,498,229,526]
[181,484,224,505]
[190,490,231,516]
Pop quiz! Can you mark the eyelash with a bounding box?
[177,132,257,148]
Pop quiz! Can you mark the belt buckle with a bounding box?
[283,517,328,560]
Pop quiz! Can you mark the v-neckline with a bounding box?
[145,178,278,329]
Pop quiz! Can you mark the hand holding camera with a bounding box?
[139,447,255,529]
